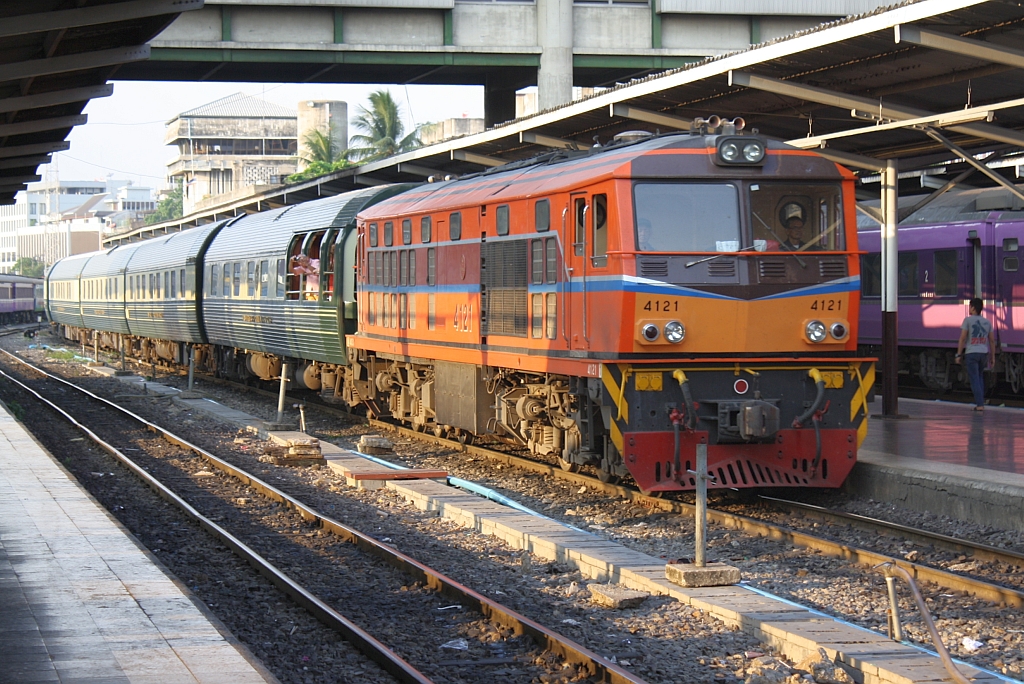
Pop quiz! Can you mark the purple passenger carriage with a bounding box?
[859,186,1024,392]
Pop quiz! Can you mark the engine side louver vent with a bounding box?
[482,240,528,337]
[708,259,736,277]
[758,260,787,279]
[819,260,848,278]
[640,259,669,278]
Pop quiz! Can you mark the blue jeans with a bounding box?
[964,353,987,407]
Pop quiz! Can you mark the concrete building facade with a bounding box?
[144,0,893,122]
[165,93,300,215]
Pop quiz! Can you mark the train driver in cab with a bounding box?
[778,202,819,251]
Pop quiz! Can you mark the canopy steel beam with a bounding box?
[0,46,150,83]
[895,24,1024,70]
[788,102,1006,149]
[729,71,1024,148]
[452,150,504,167]
[0,0,204,39]
[0,84,113,114]
[923,127,1024,204]
[395,163,438,177]
[0,141,70,159]
[609,103,692,130]
[814,148,885,172]
[0,114,87,137]
[520,131,580,149]
[0,155,50,170]
[0,174,41,186]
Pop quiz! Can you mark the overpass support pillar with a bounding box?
[537,0,573,111]
[485,75,518,128]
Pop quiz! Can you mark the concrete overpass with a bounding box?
[119,0,892,124]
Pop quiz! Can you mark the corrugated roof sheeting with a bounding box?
[175,92,297,120]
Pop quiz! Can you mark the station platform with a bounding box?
[848,398,1024,532]
[0,404,273,684]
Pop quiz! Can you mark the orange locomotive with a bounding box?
[345,122,875,492]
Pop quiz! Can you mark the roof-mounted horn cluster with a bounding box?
[690,116,746,136]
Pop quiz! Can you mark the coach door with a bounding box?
[995,222,1022,352]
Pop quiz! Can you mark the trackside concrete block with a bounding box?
[588,583,649,609]
[665,562,741,587]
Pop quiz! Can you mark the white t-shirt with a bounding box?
[961,315,992,355]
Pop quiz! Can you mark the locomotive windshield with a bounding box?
[634,183,740,252]
[750,182,844,252]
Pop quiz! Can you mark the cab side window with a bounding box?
[592,194,608,266]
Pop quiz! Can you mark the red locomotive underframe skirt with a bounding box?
[622,429,857,492]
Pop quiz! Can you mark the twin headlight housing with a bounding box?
[640,321,686,344]
[715,136,766,166]
[805,320,848,343]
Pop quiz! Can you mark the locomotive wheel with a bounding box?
[596,469,619,484]
[558,458,580,473]
[455,429,472,446]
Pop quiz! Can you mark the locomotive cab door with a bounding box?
[568,193,589,352]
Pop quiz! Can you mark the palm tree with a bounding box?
[300,127,348,166]
[348,90,420,162]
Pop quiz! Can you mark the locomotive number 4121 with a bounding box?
[810,299,842,311]
[642,299,679,312]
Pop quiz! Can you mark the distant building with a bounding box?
[4,178,155,269]
[165,93,301,215]
[419,118,484,146]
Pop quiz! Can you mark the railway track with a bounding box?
[361,418,1024,610]
[0,347,645,684]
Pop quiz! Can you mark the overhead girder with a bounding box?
[0,0,204,40]
[0,85,113,114]
[0,114,87,138]
[0,46,150,83]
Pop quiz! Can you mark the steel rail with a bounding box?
[0,364,433,684]
[367,419,1024,609]
[761,495,1024,568]
[0,349,646,684]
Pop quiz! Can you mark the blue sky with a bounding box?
[48,81,485,190]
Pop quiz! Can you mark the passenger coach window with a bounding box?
[934,250,958,297]
[222,263,231,297]
[535,199,550,232]
[427,248,436,285]
[384,222,394,247]
[898,252,919,297]
[233,262,242,297]
[277,259,286,298]
[247,262,256,297]
[260,260,269,297]
[450,212,461,241]
[211,265,219,296]
[421,216,431,243]
[369,223,378,247]
[180,269,185,297]
[496,205,510,236]
[861,254,881,297]
[635,184,739,252]
[402,219,412,245]
[170,271,176,299]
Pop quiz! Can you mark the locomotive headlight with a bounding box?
[742,141,766,163]
[715,136,768,166]
[641,323,660,342]
[806,320,827,343]
[664,320,685,344]
[830,322,848,340]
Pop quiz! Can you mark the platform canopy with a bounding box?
[0,0,204,205]
[102,0,1024,242]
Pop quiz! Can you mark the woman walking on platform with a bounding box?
[956,297,995,411]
